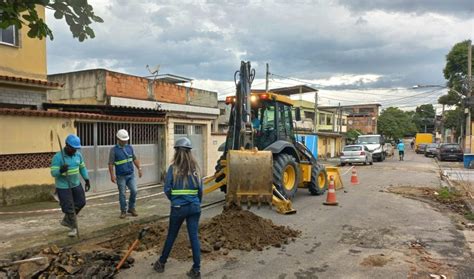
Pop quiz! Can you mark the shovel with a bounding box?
[115,227,149,271]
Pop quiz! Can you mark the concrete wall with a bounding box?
[1,115,75,155]
[0,85,46,108]
[48,69,107,104]
[0,6,46,80]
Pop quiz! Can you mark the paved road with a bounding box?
[118,148,474,278]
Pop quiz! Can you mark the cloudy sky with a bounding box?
[46,0,474,109]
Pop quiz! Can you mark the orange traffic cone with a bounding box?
[323,176,338,206]
[350,167,359,185]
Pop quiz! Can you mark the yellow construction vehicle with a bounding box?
[204,61,330,214]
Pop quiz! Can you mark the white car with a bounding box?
[340,145,373,166]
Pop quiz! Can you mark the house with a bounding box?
[47,69,220,191]
[292,100,348,158]
[320,103,381,134]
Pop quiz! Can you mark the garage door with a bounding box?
[77,122,165,193]
[174,124,205,174]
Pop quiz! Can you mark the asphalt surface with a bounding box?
[117,149,474,279]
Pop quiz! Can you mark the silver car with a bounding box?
[340,145,373,166]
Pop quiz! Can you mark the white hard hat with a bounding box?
[116,129,130,141]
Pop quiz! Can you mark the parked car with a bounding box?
[437,143,463,162]
[384,143,394,157]
[424,143,439,157]
[415,143,427,154]
[340,145,373,166]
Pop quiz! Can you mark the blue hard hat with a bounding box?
[174,137,192,149]
[65,134,81,149]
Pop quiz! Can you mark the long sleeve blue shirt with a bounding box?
[50,150,89,189]
[164,166,202,206]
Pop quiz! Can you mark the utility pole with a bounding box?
[313,90,319,133]
[466,41,472,153]
[441,104,445,142]
[265,63,269,92]
[339,103,343,133]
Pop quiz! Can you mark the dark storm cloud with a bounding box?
[47,0,471,92]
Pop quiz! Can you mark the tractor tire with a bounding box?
[273,153,300,199]
[308,163,328,196]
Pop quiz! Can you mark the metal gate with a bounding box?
[77,122,165,193]
[174,124,205,174]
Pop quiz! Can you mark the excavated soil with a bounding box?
[101,205,301,260]
[0,245,134,279]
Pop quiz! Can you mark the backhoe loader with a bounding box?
[204,61,330,214]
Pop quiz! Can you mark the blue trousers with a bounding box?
[159,203,201,271]
[57,185,86,214]
[117,174,137,212]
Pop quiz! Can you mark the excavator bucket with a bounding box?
[326,166,343,190]
[226,149,273,207]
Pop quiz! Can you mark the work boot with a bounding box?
[120,212,127,219]
[60,214,73,229]
[153,260,165,273]
[186,269,201,279]
[67,228,77,237]
[127,208,138,217]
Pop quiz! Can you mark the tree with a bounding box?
[0,0,103,41]
[438,90,462,106]
[443,107,464,138]
[412,104,436,133]
[443,40,473,97]
[346,129,362,142]
[377,107,417,140]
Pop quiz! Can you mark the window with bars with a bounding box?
[77,122,163,146]
[174,124,187,135]
[194,125,203,135]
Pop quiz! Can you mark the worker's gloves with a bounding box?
[84,179,91,192]
[60,164,69,174]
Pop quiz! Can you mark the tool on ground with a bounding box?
[203,61,342,214]
[0,257,47,268]
[116,227,149,271]
[323,176,338,206]
[350,168,359,185]
[56,133,80,239]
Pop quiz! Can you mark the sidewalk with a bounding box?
[0,185,225,257]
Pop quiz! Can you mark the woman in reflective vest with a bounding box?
[154,137,203,279]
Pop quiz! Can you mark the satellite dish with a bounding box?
[146,64,160,75]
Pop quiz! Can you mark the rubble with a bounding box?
[1,246,134,279]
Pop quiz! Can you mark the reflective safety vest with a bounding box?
[171,189,199,195]
[113,144,134,176]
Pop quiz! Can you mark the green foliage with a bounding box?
[346,129,362,141]
[465,212,474,221]
[443,40,473,97]
[438,90,462,106]
[377,107,417,140]
[436,187,460,201]
[0,0,103,41]
[443,107,464,132]
[412,104,436,132]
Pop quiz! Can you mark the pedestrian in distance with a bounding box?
[397,140,405,161]
[50,134,90,237]
[410,139,415,150]
[154,137,203,279]
[108,129,143,219]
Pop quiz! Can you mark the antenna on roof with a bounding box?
[146,64,160,83]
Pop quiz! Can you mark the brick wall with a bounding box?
[0,86,46,108]
[106,71,148,100]
[152,81,187,104]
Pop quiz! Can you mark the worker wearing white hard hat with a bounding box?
[108,129,143,219]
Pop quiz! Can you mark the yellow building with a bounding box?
[0,6,68,205]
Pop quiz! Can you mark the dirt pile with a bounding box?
[1,245,133,279]
[102,206,300,260]
[200,205,300,252]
